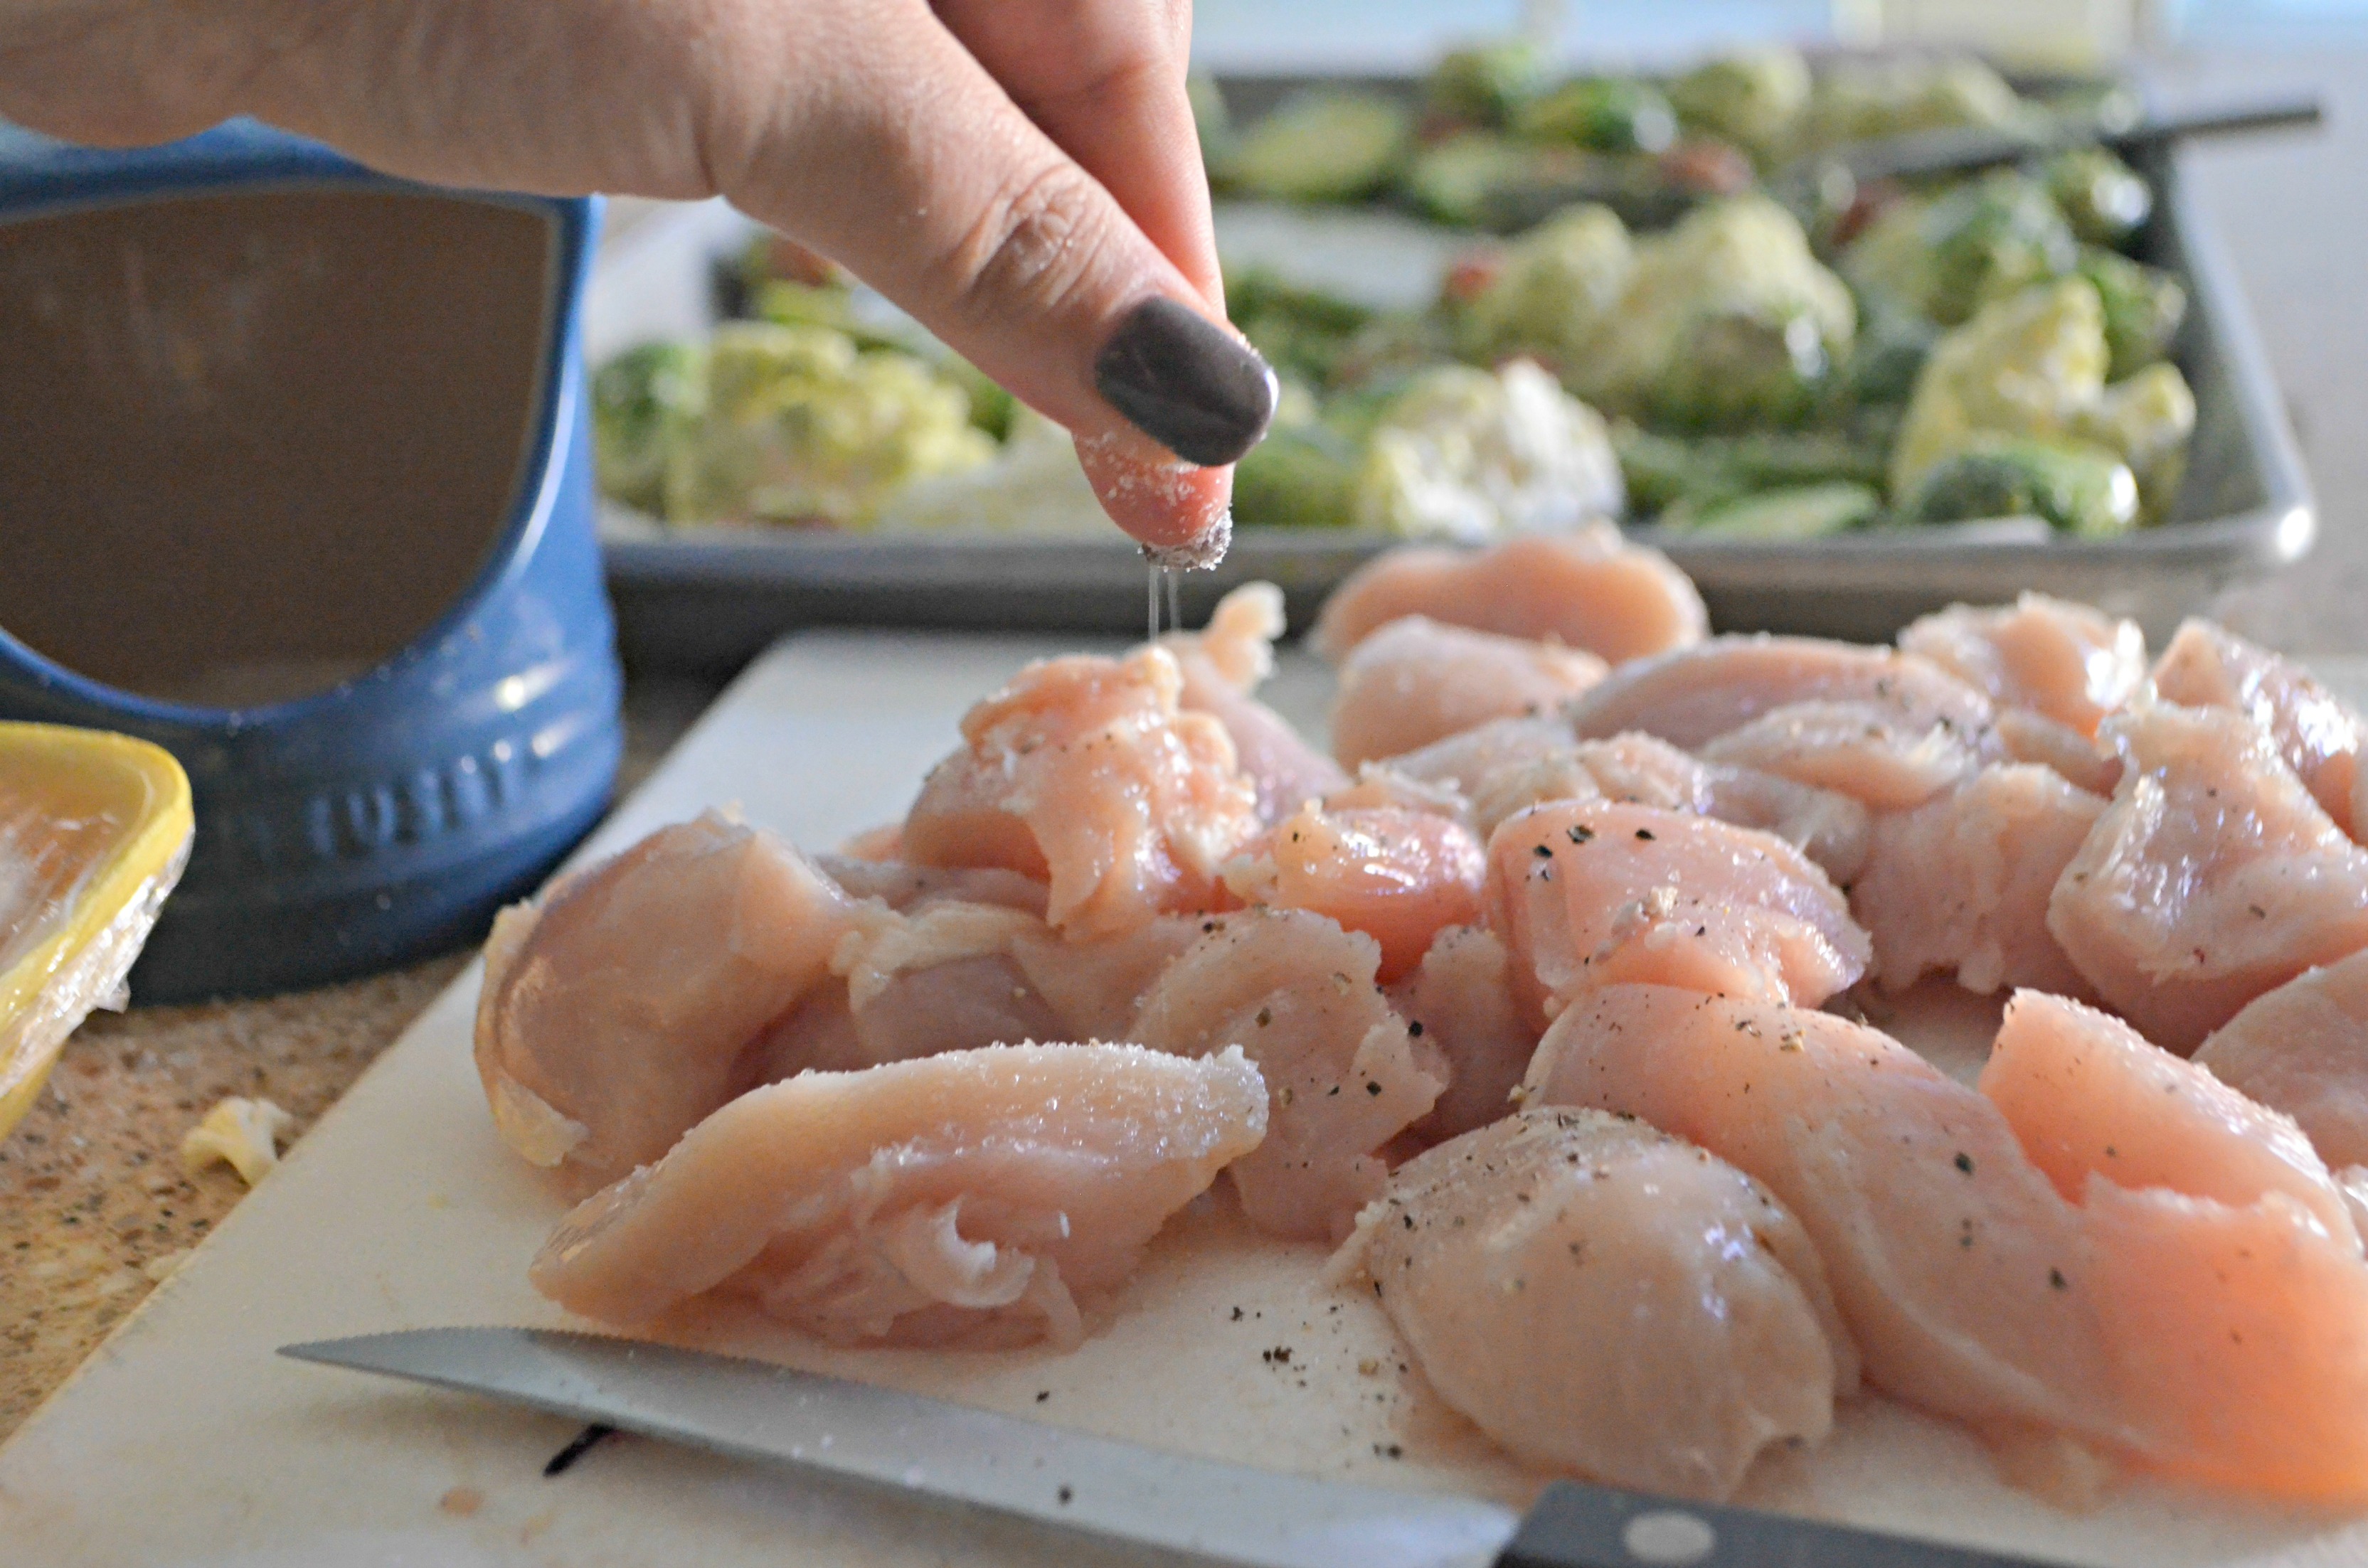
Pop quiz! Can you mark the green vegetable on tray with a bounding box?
[1907,434,2140,537]
[1667,47,1812,164]
[1217,91,1413,204]
[1662,480,1886,539]
[593,41,2203,550]
[2077,245,2187,379]
[2044,147,2155,249]
[1425,38,1554,128]
[1232,425,1361,528]
[1891,276,2194,525]
[1515,78,1679,155]
[1844,170,2080,328]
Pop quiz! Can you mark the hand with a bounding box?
[0,0,1275,560]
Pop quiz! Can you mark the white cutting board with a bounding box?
[5,632,2367,1568]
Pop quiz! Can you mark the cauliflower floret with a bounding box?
[1575,196,1855,430]
[874,407,1109,536]
[180,1097,294,1187]
[1352,361,1623,541]
[2073,359,2198,516]
[1889,277,2110,500]
[1891,278,2197,522]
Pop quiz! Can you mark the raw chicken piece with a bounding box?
[814,857,1048,916]
[2151,619,2362,838]
[1486,801,1868,1029]
[1330,617,1605,770]
[1312,526,1708,667]
[1692,761,1874,887]
[1566,635,1995,752]
[1382,722,1869,883]
[1900,595,2145,739]
[531,1042,1268,1346]
[1389,925,1536,1141]
[1008,918,1204,1045]
[1993,709,2120,799]
[1220,803,1487,982]
[1381,715,1577,796]
[1982,989,2356,1244]
[2048,700,2368,1052]
[2197,950,2368,1168]
[1332,1109,1856,1500]
[749,904,1203,1080]
[1574,733,1872,885]
[474,812,855,1188]
[2085,1183,2368,1503]
[1530,983,2368,1503]
[836,823,904,860]
[1130,909,1442,1240]
[822,901,1066,1066]
[1851,766,2105,996]
[1523,985,2134,1456]
[1700,700,1984,811]
[903,646,1262,939]
[1164,583,1347,823]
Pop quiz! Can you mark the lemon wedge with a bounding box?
[0,724,193,1141]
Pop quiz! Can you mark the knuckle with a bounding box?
[940,158,1113,326]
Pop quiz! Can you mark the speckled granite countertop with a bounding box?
[5,44,2364,1445]
[0,677,713,1437]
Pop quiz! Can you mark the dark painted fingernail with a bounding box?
[1093,297,1278,466]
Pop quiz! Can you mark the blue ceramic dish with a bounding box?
[0,122,622,1002]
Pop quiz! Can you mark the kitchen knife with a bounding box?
[282,1327,2061,1568]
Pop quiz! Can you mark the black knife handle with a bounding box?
[1498,1479,2063,1568]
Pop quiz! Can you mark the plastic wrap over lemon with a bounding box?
[0,724,193,1141]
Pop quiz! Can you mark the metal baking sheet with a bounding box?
[598,82,2313,677]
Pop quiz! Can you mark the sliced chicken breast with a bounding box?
[2049,699,2368,1051]
[903,646,1262,938]
[531,1043,1267,1348]
[2197,949,2368,1169]
[1130,908,1442,1241]
[1333,1108,1856,1500]
[1851,766,2106,996]
[1486,801,1868,1029]
[474,811,855,1188]
[1330,617,1605,770]
[1312,526,1707,667]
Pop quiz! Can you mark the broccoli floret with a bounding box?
[1576,195,1855,430]
[2073,361,2198,519]
[1515,77,1679,154]
[2076,245,2187,378]
[1426,38,1554,128]
[1458,203,1635,367]
[1907,434,2139,536]
[1844,170,2079,326]
[590,341,706,515]
[1233,425,1361,527]
[1667,48,1812,163]
[671,322,995,528]
[2044,147,2154,248]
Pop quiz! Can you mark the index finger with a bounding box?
[933,0,1220,308]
